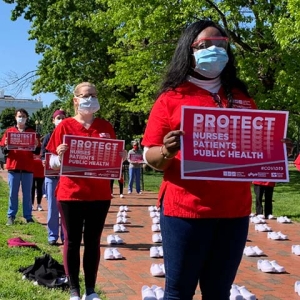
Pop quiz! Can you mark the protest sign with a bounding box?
[44,153,60,176]
[7,132,36,151]
[61,135,125,179]
[129,153,144,163]
[181,107,289,182]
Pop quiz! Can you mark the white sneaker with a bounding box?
[32,205,36,211]
[112,248,123,259]
[230,285,243,300]
[252,246,264,256]
[255,224,271,232]
[107,235,117,244]
[104,248,114,259]
[150,211,160,218]
[292,245,300,255]
[151,224,161,232]
[141,285,156,300]
[120,194,124,198]
[148,206,158,212]
[243,246,256,257]
[114,235,124,244]
[250,216,266,224]
[150,246,160,258]
[277,231,288,240]
[37,205,43,211]
[270,260,285,273]
[151,285,164,300]
[256,214,265,219]
[267,232,281,240]
[81,293,100,300]
[257,260,275,272]
[157,246,163,257]
[268,214,276,219]
[152,217,160,224]
[43,194,47,199]
[238,286,256,300]
[150,263,165,277]
[152,233,162,243]
[113,224,121,233]
[295,281,300,296]
[117,211,127,217]
[277,216,292,223]
[127,191,132,194]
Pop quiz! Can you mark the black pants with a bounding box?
[31,177,45,205]
[58,200,111,291]
[254,184,274,218]
[110,179,124,195]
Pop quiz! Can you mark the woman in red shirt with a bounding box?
[46,82,116,300]
[142,20,257,299]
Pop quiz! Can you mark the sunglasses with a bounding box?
[191,37,229,50]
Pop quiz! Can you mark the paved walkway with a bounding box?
[1,169,300,299]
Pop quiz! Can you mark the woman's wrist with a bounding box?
[159,145,177,160]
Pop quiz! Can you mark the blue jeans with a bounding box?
[128,167,141,193]
[45,177,64,242]
[7,171,33,220]
[160,205,249,300]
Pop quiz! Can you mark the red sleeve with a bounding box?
[46,123,66,154]
[142,95,171,147]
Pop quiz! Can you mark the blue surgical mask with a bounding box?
[193,46,229,79]
[77,96,100,115]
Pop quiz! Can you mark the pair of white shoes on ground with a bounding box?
[148,206,159,212]
[104,248,123,259]
[141,285,164,300]
[152,224,161,232]
[113,224,128,233]
[243,246,264,256]
[150,246,163,258]
[292,245,300,255]
[150,211,160,218]
[116,216,128,224]
[230,284,256,300]
[250,216,266,224]
[70,293,101,300]
[267,231,288,240]
[150,263,165,277]
[277,216,292,223]
[117,211,128,217]
[295,281,300,296]
[107,234,124,244]
[152,233,162,243]
[255,224,272,232]
[257,259,285,273]
[119,205,129,212]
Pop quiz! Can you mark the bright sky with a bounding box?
[0,2,56,107]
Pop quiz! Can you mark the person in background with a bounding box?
[46,82,117,300]
[32,150,45,211]
[142,20,258,299]
[253,181,276,219]
[110,177,124,198]
[41,109,66,245]
[127,140,143,194]
[0,108,40,225]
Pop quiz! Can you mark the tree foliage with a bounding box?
[2,0,300,140]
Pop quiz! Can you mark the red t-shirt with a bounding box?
[253,181,276,187]
[46,117,116,201]
[142,81,257,218]
[0,126,37,172]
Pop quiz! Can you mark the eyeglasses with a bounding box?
[191,37,229,50]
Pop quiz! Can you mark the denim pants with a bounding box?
[128,167,141,193]
[45,177,64,242]
[160,206,249,300]
[8,171,33,220]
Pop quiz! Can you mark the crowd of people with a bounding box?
[0,19,292,300]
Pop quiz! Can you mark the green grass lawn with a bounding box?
[0,167,299,299]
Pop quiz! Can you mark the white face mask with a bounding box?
[54,119,62,126]
[77,96,100,115]
[16,117,27,125]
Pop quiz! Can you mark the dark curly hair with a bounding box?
[158,20,250,107]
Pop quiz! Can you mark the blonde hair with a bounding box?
[73,82,96,97]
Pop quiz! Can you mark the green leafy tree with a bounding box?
[0,107,16,135]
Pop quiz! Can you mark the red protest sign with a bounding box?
[44,153,60,176]
[60,135,125,179]
[129,153,144,163]
[7,132,36,151]
[181,107,289,182]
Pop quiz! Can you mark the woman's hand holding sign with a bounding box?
[56,143,69,160]
[162,130,185,159]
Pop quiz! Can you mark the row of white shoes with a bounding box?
[119,205,129,212]
[250,214,292,224]
[142,285,164,300]
[107,234,124,244]
[257,259,285,273]
[230,284,256,300]
[104,248,123,260]
[150,246,163,258]
[150,263,165,277]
